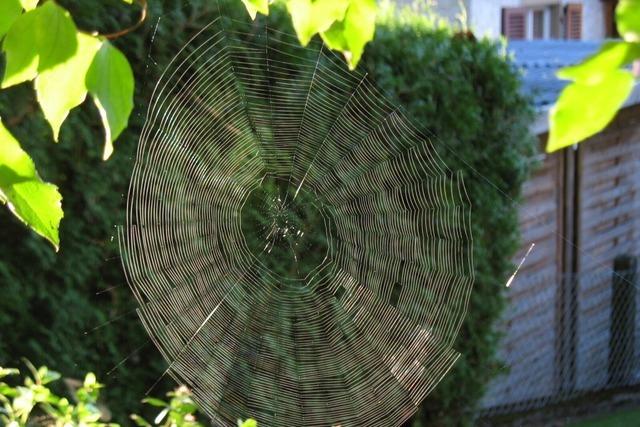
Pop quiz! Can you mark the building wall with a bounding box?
[429,0,606,40]
[581,0,606,40]
[469,0,521,38]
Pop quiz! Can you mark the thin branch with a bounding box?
[102,0,148,40]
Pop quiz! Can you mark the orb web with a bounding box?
[121,17,474,427]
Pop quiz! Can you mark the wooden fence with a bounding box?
[480,102,640,414]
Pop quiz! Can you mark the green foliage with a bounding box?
[2,1,78,89]
[0,363,206,427]
[321,0,376,68]
[20,0,39,10]
[548,0,640,152]
[0,117,62,250]
[246,0,376,69]
[35,33,102,141]
[549,69,635,152]
[131,387,206,427]
[241,0,268,20]
[364,5,535,425]
[616,0,640,41]
[0,0,134,248]
[0,0,21,39]
[0,362,114,426]
[85,41,135,160]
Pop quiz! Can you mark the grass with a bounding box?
[569,407,640,427]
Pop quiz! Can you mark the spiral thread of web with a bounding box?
[120,17,474,427]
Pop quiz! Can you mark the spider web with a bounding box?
[120,16,474,427]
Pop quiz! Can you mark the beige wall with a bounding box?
[582,0,606,40]
[426,0,607,40]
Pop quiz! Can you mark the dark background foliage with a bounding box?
[0,1,535,425]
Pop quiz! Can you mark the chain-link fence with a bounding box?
[480,255,638,419]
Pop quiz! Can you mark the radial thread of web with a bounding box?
[120,17,474,427]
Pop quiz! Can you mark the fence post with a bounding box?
[608,254,637,386]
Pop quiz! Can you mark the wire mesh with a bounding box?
[120,17,474,427]
[480,260,639,420]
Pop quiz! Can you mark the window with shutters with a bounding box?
[502,8,527,40]
[565,3,583,40]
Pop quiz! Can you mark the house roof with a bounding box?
[508,40,602,108]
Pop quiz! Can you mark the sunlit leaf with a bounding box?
[0,368,19,378]
[122,0,134,3]
[19,0,39,10]
[548,70,635,152]
[287,0,349,46]
[1,10,39,87]
[154,407,169,424]
[558,41,640,82]
[242,0,268,20]
[85,41,134,160]
[0,118,63,250]
[35,33,102,141]
[130,414,153,427]
[238,419,258,427]
[83,372,97,387]
[141,397,167,407]
[37,366,61,385]
[617,0,640,42]
[1,1,77,88]
[0,0,22,38]
[12,387,35,417]
[321,0,376,69]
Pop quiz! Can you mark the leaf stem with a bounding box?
[101,0,148,40]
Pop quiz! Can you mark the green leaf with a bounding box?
[83,372,97,388]
[1,9,39,87]
[0,118,63,250]
[242,0,268,20]
[37,367,61,385]
[287,0,350,46]
[0,383,17,397]
[238,419,258,427]
[0,0,22,39]
[1,1,78,88]
[617,0,640,42]
[86,41,134,160]
[13,387,34,417]
[19,0,39,10]
[141,397,167,407]
[130,414,152,427]
[154,407,169,424]
[547,70,635,152]
[321,0,376,69]
[558,41,640,83]
[122,0,134,3]
[35,33,102,141]
[0,368,19,379]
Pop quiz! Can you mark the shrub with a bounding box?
[0,362,225,427]
[365,5,536,425]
